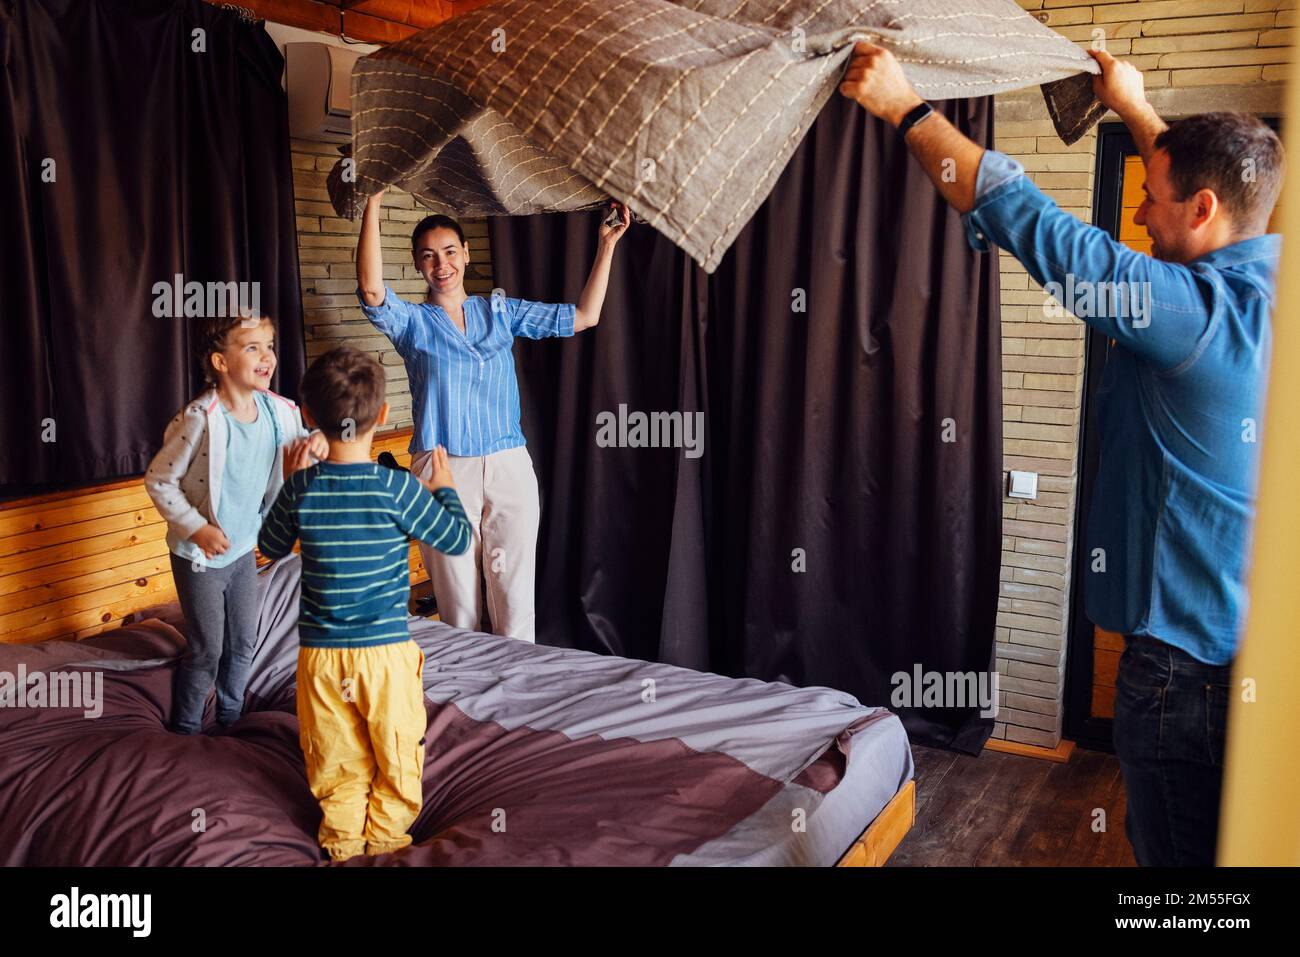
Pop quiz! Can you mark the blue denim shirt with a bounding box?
[967,151,1279,665]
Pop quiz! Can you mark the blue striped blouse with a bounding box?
[358,286,575,456]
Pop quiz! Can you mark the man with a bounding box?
[840,46,1283,866]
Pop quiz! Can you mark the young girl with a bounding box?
[145,314,326,734]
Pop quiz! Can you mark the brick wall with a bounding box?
[289,136,495,434]
[993,0,1291,747]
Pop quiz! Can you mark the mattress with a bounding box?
[0,555,912,866]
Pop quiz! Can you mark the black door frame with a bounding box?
[1062,121,1133,753]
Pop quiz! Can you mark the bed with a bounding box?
[0,554,913,866]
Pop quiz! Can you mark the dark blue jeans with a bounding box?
[169,550,258,734]
[1112,635,1232,866]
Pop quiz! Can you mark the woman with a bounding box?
[355,191,630,642]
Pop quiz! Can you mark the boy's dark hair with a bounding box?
[411,214,466,251]
[195,313,272,387]
[1154,112,1284,233]
[300,346,386,439]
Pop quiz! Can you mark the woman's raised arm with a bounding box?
[574,200,630,331]
[356,190,387,307]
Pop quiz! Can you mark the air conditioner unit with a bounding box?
[284,42,360,142]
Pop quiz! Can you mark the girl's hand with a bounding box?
[425,446,456,491]
[283,438,315,479]
[599,201,631,248]
[306,431,330,461]
[190,523,231,560]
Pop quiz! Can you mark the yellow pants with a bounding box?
[297,640,427,861]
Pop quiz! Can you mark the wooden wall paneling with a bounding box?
[0,428,422,643]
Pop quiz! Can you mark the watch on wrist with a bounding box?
[897,101,935,138]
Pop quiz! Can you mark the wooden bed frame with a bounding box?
[836,779,915,867]
[0,428,423,645]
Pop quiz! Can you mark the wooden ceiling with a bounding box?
[213,0,496,45]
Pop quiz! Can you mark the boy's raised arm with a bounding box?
[393,460,471,557]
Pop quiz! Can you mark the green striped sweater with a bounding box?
[258,461,471,648]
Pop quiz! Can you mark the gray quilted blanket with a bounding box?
[328,0,1102,272]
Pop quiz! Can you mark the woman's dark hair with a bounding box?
[411,214,466,251]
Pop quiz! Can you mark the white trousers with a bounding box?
[409,445,540,643]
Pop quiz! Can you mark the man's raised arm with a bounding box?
[839,43,983,212]
[838,45,1167,209]
[1088,49,1168,163]
[838,44,1210,371]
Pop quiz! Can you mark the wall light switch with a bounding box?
[1008,470,1038,500]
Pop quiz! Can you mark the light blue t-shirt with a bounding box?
[208,391,277,568]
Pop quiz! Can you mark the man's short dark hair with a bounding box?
[411,214,466,251]
[300,346,386,439]
[1154,112,1284,233]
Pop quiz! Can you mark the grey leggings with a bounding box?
[169,550,258,734]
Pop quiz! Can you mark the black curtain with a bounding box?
[490,95,1001,752]
[0,0,304,492]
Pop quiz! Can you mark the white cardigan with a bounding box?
[144,388,310,564]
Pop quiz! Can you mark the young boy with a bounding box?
[258,345,471,861]
[146,313,325,734]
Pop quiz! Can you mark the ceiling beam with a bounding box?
[207,0,501,47]
[215,0,407,43]
[332,0,452,28]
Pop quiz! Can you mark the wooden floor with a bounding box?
[887,744,1137,866]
